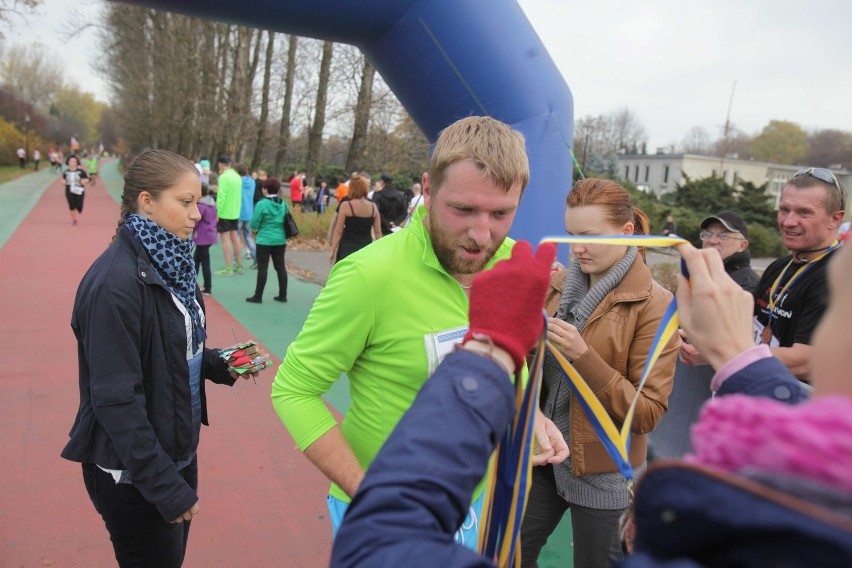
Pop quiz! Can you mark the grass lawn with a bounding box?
[0,165,37,185]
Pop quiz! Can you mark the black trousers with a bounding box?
[193,244,212,292]
[254,244,287,298]
[82,460,198,568]
[520,464,624,568]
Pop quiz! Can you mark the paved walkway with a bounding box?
[0,162,334,567]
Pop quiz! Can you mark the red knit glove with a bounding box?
[463,241,556,371]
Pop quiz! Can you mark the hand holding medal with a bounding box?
[220,340,272,382]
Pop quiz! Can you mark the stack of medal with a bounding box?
[220,341,272,381]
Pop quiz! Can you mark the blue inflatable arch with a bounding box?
[125,0,574,242]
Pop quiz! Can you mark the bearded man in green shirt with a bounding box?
[271,116,568,548]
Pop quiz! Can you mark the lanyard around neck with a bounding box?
[767,241,840,318]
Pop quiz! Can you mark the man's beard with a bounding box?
[427,218,501,275]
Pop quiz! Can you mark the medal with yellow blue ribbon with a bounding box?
[478,234,688,567]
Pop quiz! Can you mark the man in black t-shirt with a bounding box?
[680,168,846,381]
[752,168,847,380]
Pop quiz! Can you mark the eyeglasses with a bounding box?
[793,167,845,207]
[700,230,744,241]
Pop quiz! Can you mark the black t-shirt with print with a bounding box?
[753,249,836,347]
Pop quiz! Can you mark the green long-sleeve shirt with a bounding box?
[271,206,515,503]
[216,168,242,220]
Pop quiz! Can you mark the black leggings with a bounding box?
[193,244,212,292]
[254,244,287,299]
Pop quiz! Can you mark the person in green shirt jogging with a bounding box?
[271,116,568,549]
[214,154,244,275]
[85,153,99,186]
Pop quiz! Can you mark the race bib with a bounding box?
[424,325,468,374]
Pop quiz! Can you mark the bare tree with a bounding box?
[0,42,63,111]
[273,34,297,178]
[0,0,40,37]
[305,40,333,184]
[610,107,647,154]
[250,30,275,171]
[681,125,711,154]
[345,56,375,174]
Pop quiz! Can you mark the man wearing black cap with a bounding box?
[698,211,759,293]
[681,212,760,366]
[371,173,407,235]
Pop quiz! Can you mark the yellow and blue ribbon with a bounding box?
[478,234,687,566]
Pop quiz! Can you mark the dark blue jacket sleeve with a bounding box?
[716,357,809,404]
[331,350,515,567]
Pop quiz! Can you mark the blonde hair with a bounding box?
[429,116,528,195]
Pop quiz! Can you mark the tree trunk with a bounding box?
[346,56,376,174]
[226,27,251,160]
[250,30,274,171]
[305,40,333,185]
[273,34,298,178]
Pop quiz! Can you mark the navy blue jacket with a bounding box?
[61,227,234,521]
[332,350,514,567]
[332,352,837,566]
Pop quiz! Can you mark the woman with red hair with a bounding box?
[521,178,679,568]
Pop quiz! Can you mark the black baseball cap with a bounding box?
[218,154,232,165]
[700,211,749,239]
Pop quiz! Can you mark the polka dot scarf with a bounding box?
[124,213,207,352]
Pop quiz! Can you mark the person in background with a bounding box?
[408,182,425,215]
[289,170,304,211]
[696,211,759,293]
[335,175,349,203]
[17,146,26,168]
[371,173,407,235]
[679,211,760,366]
[252,170,267,205]
[521,178,679,568]
[63,155,90,225]
[214,154,243,276]
[316,180,330,215]
[199,159,211,186]
[271,116,567,549]
[236,163,257,269]
[49,147,59,173]
[328,174,382,264]
[246,177,289,304]
[85,153,99,187]
[193,182,218,295]
[61,150,266,568]
[33,148,41,171]
[661,214,676,236]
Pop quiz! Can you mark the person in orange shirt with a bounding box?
[335,175,350,203]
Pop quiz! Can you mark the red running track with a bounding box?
[0,175,333,566]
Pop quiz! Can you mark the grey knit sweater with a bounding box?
[540,247,645,510]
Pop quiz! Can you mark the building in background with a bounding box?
[617,152,851,208]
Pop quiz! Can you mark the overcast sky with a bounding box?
[5,0,851,150]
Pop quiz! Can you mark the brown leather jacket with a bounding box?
[543,258,680,476]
